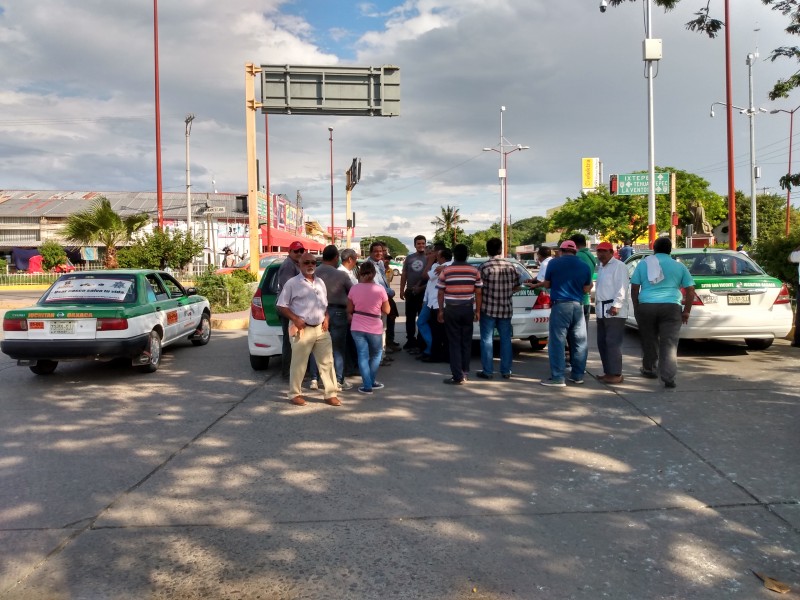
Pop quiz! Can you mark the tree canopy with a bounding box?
[432,205,468,246]
[61,197,150,269]
[359,235,408,258]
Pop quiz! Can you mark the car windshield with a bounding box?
[42,274,138,304]
[676,252,764,277]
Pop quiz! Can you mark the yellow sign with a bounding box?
[582,157,599,190]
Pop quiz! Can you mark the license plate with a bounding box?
[727,294,750,305]
[50,321,75,334]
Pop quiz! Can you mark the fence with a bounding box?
[0,263,208,288]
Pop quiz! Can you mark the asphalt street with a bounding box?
[0,292,798,599]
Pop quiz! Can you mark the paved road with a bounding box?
[0,317,798,599]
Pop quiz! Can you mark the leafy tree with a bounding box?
[117,229,204,270]
[39,241,68,271]
[61,197,149,269]
[734,192,793,246]
[359,235,409,258]
[549,169,725,242]
[432,205,469,246]
[751,229,800,295]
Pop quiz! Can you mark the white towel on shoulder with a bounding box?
[644,255,664,284]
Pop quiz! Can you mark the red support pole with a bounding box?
[153,0,164,230]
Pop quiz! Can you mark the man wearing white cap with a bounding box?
[540,240,593,387]
[594,241,629,384]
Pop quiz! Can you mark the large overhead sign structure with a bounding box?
[244,63,401,276]
[260,65,401,117]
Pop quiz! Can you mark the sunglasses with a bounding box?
[291,248,305,254]
[301,260,316,265]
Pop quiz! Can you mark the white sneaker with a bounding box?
[540,378,566,387]
[338,379,353,391]
[309,379,319,390]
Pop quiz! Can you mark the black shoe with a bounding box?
[388,341,401,349]
[420,355,436,363]
[475,371,493,380]
[443,377,464,385]
[639,368,658,379]
[501,373,511,379]
[403,341,417,350]
[416,353,431,361]
[664,380,676,388]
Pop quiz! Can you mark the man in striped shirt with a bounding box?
[437,243,483,385]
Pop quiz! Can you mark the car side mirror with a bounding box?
[185,287,198,296]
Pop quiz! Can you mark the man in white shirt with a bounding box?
[277,253,340,407]
[594,241,630,384]
[338,248,359,285]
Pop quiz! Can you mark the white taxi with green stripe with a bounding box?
[624,248,793,350]
[1,269,211,374]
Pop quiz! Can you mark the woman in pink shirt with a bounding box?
[347,260,391,394]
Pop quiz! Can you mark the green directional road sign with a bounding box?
[616,172,671,195]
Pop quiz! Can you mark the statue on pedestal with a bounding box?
[689,200,712,235]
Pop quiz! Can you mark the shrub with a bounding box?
[751,229,800,296]
[39,241,68,271]
[229,268,257,284]
[194,267,252,313]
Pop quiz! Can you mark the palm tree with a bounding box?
[61,197,150,268]
[431,205,469,245]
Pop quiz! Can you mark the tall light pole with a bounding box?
[153,0,164,229]
[711,95,766,244]
[483,106,529,257]
[328,127,334,244]
[185,114,195,236]
[770,103,800,235]
[644,0,658,247]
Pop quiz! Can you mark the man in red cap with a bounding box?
[594,241,630,384]
[277,241,306,378]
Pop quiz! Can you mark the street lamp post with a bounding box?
[483,106,529,257]
[711,92,767,244]
[185,114,195,237]
[328,127,334,244]
[770,104,800,235]
[153,0,164,230]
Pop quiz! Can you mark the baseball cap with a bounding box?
[596,242,614,251]
[559,240,577,251]
[289,241,305,252]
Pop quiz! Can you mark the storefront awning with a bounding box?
[260,226,326,252]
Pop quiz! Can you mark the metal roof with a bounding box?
[0,190,248,219]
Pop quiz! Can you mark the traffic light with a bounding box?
[609,174,618,195]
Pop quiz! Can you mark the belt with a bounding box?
[305,322,322,327]
[551,299,580,304]
[328,304,347,309]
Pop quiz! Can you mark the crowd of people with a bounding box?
[274,233,697,406]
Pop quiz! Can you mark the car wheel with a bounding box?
[744,338,773,350]
[137,330,163,373]
[250,354,270,370]
[191,313,212,346]
[29,360,58,375]
[393,268,400,277]
[529,336,548,351]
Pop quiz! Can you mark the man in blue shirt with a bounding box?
[630,237,695,388]
[541,240,593,387]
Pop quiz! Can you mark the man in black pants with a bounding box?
[400,235,428,350]
[437,244,482,385]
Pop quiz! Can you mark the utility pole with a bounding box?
[185,114,195,236]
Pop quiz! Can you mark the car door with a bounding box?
[157,272,201,338]
[145,273,181,343]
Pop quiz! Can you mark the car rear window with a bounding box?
[676,253,764,277]
[43,275,138,304]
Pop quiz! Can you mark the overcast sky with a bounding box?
[0,0,796,246]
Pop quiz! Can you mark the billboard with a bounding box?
[581,157,601,192]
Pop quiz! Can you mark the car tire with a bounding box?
[529,337,548,351]
[29,360,58,375]
[190,312,212,346]
[250,354,270,370]
[744,338,773,350]
[392,268,400,277]
[137,330,163,373]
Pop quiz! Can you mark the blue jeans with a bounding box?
[351,330,383,390]
[479,314,512,376]
[327,308,349,383]
[417,304,432,355]
[547,300,588,382]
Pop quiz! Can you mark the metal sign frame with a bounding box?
[260,65,400,116]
